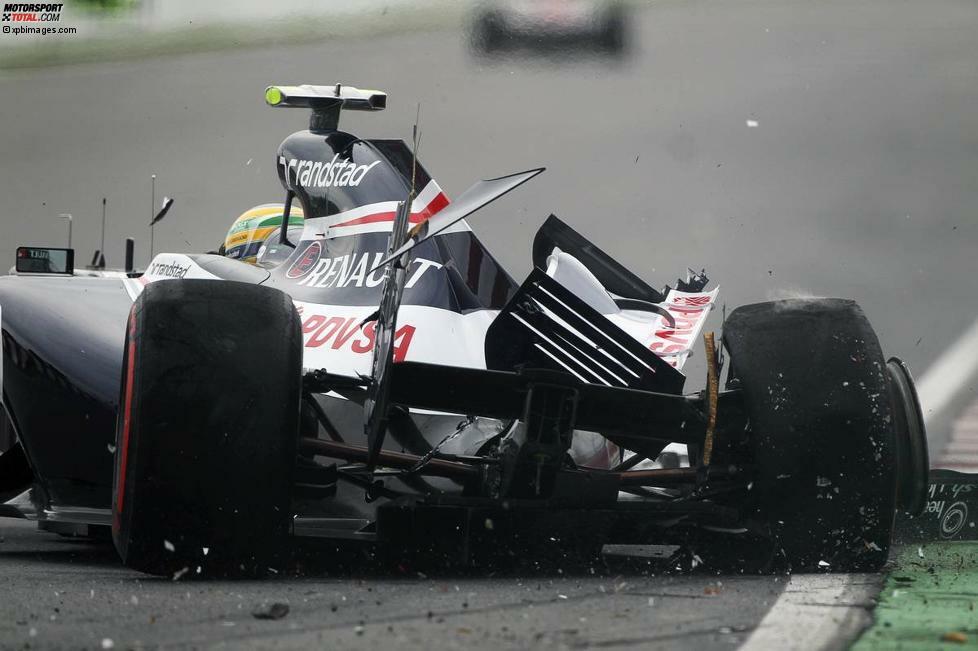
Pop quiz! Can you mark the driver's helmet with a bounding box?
[223,204,304,265]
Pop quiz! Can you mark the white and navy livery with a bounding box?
[0,84,931,576]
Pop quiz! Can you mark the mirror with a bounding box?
[16,247,74,274]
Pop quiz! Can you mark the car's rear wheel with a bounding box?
[112,279,302,577]
[723,299,901,571]
[887,358,929,515]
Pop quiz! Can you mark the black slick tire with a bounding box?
[112,279,302,577]
[723,299,897,571]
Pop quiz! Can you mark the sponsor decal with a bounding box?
[296,252,442,290]
[282,154,380,190]
[941,501,969,539]
[287,241,323,279]
[147,261,190,279]
[672,295,712,307]
[924,482,975,539]
[301,314,415,362]
[647,288,719,368]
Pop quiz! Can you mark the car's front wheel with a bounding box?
[112,279,303,577]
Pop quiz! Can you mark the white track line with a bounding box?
[742,317,978,650]
[920,316,978,471]
[936,401,978,471]
[740,574,882,651]
[916,316,978,425]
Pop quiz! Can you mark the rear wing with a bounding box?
[265,84,387,131]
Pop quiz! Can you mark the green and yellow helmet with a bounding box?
[223,204,304,264]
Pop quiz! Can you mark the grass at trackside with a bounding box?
[852,543,978,650]
[0,3,463,71]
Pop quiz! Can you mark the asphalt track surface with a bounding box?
[0,520,787,650]
[1,0,977,648]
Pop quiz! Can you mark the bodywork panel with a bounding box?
[1,130,716,525]
[0,276,130,507]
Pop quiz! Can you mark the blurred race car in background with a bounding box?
[470,0,629,56]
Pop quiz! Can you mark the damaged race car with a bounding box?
[0,84,931,577]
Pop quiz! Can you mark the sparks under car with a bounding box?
[0,84,932,576]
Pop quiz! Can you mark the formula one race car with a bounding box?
[470,1,628,56]
[0,84,931,577]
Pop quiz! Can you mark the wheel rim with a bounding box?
[887,357,929,515]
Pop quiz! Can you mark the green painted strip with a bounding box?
[852,543,978,650]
